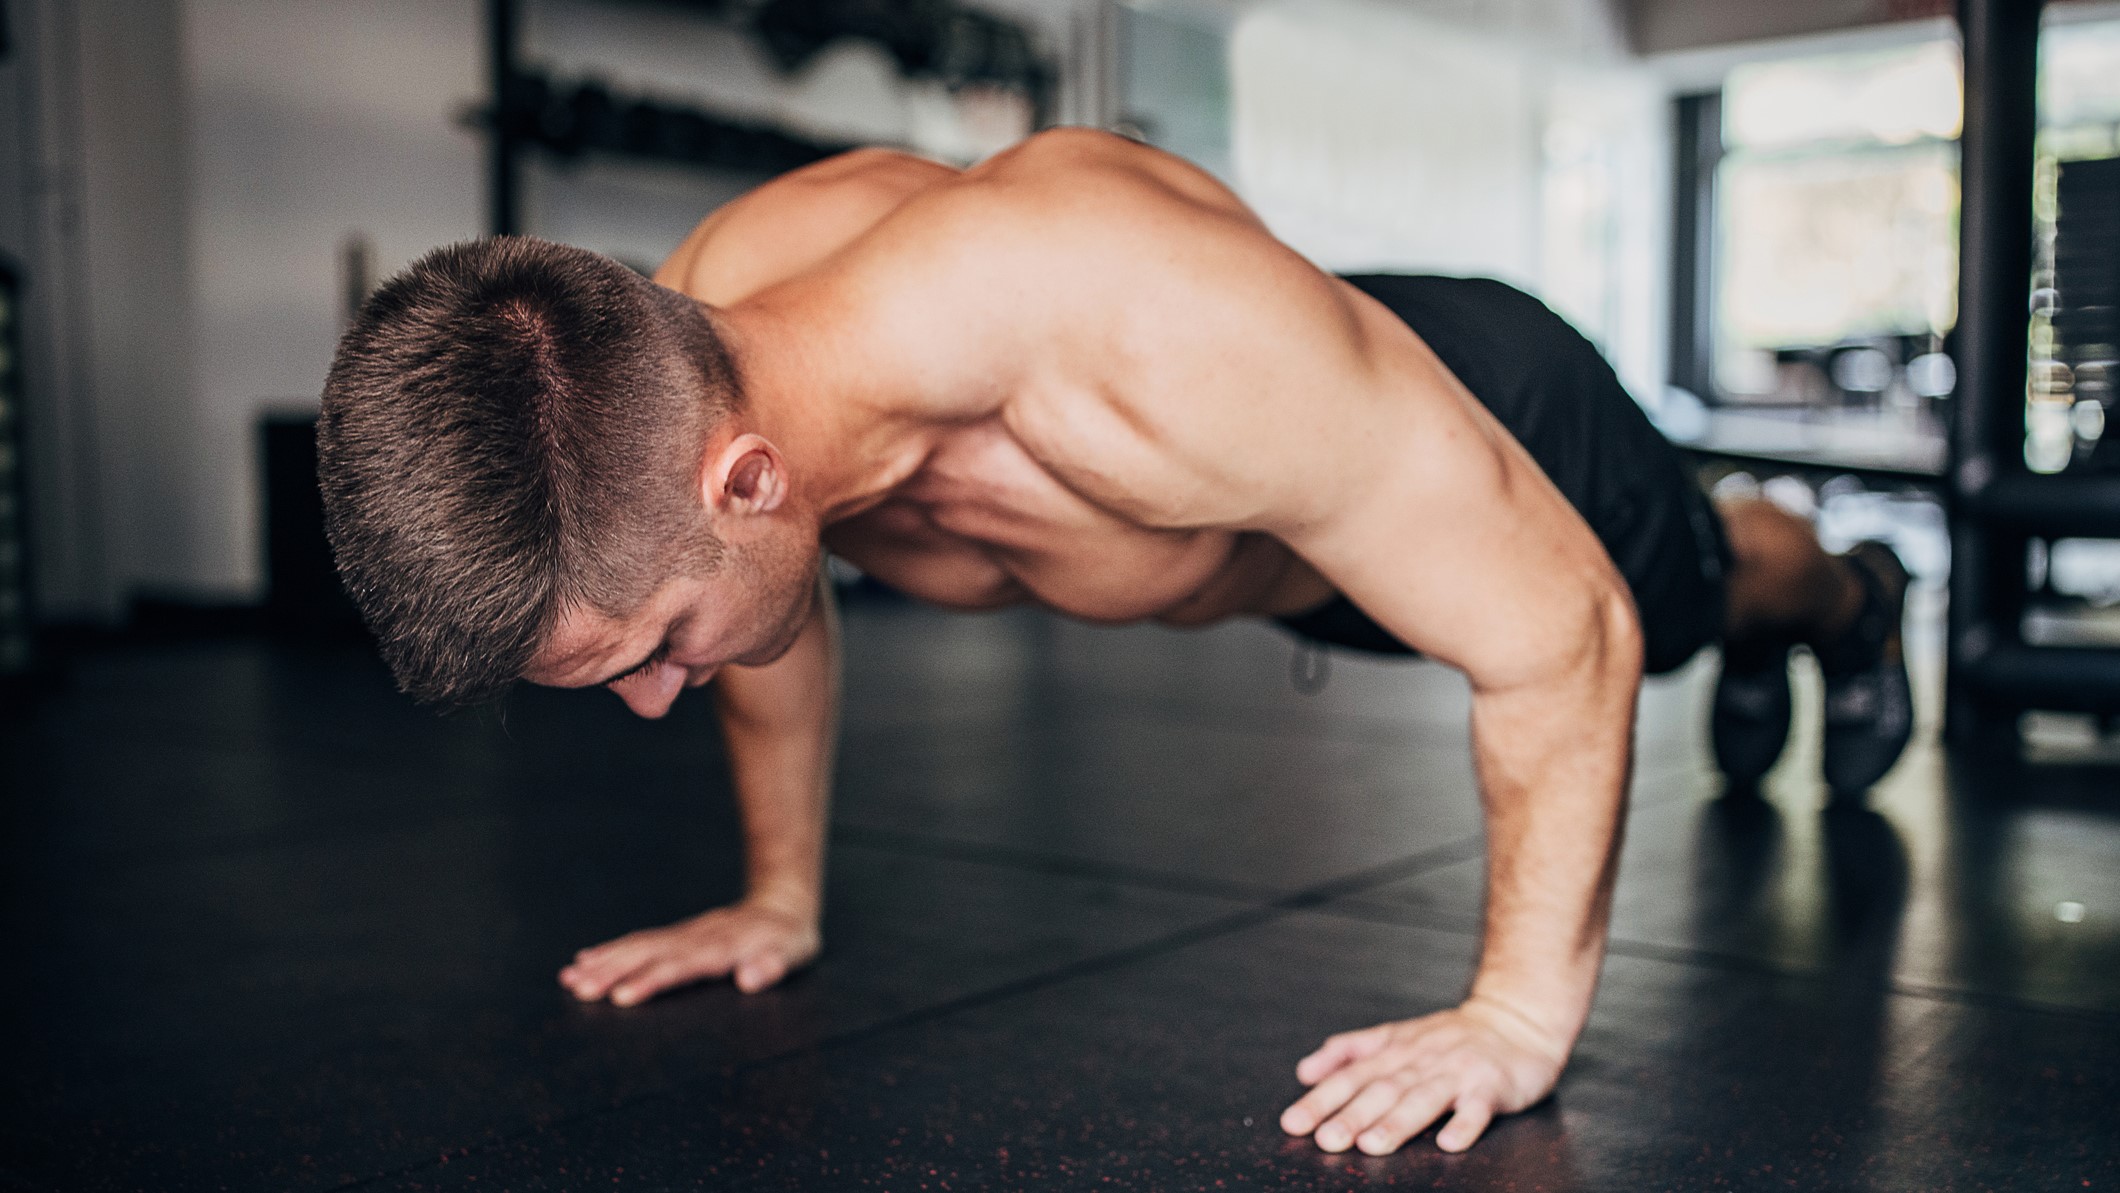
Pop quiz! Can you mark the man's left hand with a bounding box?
[1278,997,1570,1154]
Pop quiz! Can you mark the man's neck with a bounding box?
[713,299,935,526]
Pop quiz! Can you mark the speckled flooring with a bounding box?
[4,598,2116,1191]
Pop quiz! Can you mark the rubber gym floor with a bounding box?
[4,595,2116,1191]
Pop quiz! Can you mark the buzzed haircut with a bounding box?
[318,235,741,708]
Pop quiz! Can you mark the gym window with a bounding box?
[1670,17,2120,481]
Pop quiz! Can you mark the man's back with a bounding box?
[659,138,1339,625]
[664,131,1616,651]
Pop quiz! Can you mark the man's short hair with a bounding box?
[318,235,740,708]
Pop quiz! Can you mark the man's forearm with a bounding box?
[1463,595,1640,1051]
[1275,595,1639,1156]
[714,575,841,915]
[556,578,839,1007]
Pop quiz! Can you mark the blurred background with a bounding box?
[5,8,2120,1187]
[1,0,2118,728]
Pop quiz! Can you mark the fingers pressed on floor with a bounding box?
[1317,1076,1413,1152]
[574,959,648,1002]
[1281,1068,1369,1135]
[1435,1099,1497,1153]
[734,955,786,993]
[618,944,742,1005]
[563,952,647,1000]
[576,938,654,977]
[610,958,691,1007]
[1356,1080,1459,1156]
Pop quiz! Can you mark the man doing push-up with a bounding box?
[318,130,1913,1155]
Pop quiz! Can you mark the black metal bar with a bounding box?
[1668,91,1721,404]
[0,256,34,687]
[1969,472,2120,536]
[1947,0,2043,739]
[1683,446,1946,487]
[487,0,520,237]
[1957,643,2120,712]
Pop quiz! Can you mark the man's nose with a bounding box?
[617,664,685,719]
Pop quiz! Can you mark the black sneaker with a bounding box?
[1819,542,1914,797]
[1712,640,1794,786]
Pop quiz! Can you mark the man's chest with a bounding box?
[826,417,1246,623]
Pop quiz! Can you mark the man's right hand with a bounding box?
[559,895,821,1006]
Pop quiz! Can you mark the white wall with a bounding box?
[184,0,484,601]
[1225,0,1668,402]
[2,0,202,619]
[2,0,485,616]
[1232,3,1548,281]
[80,0,205,605]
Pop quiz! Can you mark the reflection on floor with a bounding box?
[3,600,2116,1190]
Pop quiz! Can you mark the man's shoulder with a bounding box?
[655,149,958,302]
[838,130,1257,308]
[962,128,1245,221]
[978,126,1143,170]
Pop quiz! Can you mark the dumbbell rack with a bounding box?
[478,0,1056,238]
[1948,0,2120,738]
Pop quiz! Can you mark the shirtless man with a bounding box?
[318,130,1913,1156]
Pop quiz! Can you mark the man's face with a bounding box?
[524,535,819,719]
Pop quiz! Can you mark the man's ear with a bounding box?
[702,433,790,516]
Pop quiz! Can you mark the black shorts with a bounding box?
[1275,274,1730,677]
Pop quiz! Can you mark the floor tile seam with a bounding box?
[830,823,1493,913]
[1264,835,1493,909]
[324,836,1497,1191]
[1878,975,2120,1025]
[828,780,1695,924]
[1607,937,2120,1024]
[827,824,1286,904]
[1247,901,2120,1026]
[1292,895,1483,937]
[789,834,1500,1062]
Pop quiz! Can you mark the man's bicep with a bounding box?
[995,190,1397,529]
[1293,412,1637,693]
